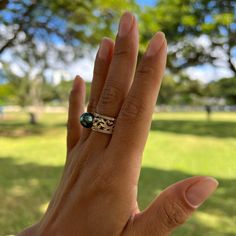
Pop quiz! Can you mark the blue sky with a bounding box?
[136,0,156,7]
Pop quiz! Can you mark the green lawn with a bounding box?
[0,112,236,236]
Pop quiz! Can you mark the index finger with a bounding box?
[109,32,167,162]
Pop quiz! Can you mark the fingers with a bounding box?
[67,76,86,154]
[89,11,139,147]
[80,37,114,143]
[108,32,167,167]
[130,176,219,236]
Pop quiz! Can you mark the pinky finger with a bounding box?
[67,75,86,156]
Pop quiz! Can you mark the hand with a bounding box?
[18,12,218,236]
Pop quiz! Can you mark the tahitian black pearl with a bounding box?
[80,112,94,128]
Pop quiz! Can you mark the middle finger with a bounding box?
[89,12,139,147]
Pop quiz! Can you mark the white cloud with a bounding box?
[194,34,211,48]
[185,64,233,83]
[66,50,97,82]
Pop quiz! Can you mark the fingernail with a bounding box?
[98,38,110,59]
[118,12,134,37]
[146,32,166,57]
[185,177,219,208]
[73,76,81,89]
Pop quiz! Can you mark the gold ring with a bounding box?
[91,112,116,134]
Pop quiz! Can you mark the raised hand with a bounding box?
[18,12,218,236]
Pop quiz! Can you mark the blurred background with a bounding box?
[0,0,235,235]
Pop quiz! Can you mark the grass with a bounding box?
[0,111,236,236]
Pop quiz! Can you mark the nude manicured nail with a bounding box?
[72,75,83,90]
[185,177,219,208]
[146,32,166,57]
[98,38,110,59]
[118,12,134,37]
[73,76,81,89]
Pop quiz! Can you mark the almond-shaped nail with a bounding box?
[118,12,134,37]
[146,32,166,57]
[98,38,110,59]
[73,76,82,89]
[185,177,219,208]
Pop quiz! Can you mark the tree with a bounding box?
[158,75,177,104]
[55,80,91,105]
[157,74,205,105]
[140,0,236,76]
[205,77,236,104]
[0,0,137,58]
[2,62,45,123]
[0,83,14,105]
[0,0,137,123]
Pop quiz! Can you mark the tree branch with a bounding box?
[0,0,9,10]
[227,22,236,77]
[228,57,236,76]
[0,2,36,54]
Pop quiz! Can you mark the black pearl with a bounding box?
[80,112,94,128]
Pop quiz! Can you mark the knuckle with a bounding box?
[93,59,106,77]
[120,96,146,122]
[136,62,155,78]
[113,47,131,59]
[161,200,188,229]
[98,81,122,108]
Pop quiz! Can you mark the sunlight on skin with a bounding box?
[39,202,49,214]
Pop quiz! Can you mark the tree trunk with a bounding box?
[0,0,9,10]
[29,112,37,125]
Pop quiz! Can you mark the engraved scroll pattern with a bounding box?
[92,116,115,133]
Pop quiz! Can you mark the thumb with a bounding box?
[131,176,218,236]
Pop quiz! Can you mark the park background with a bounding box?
[0,0,235,235]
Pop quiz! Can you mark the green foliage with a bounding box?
[0,83,14,105]
[214,13,234,25]
[54,80,72,104]
[0,0,138,57]
[1,0,235,108]
[158,75,177,104]
[0,0,138,110]
[181,15,198,26]
[206,77,236,105]
[140,0,236,76]
[158,74,204,105]
[85,81,91,103]
[53,80,91,104]
[2,65,42,107]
